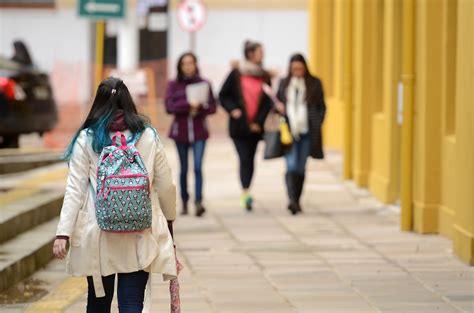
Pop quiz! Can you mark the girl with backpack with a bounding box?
[165,52,216,217]
[219,40,273,211]
[53,77,177,313]
[276,53,326,215]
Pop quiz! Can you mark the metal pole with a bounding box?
[94,20,105,88]
[190,31,196,53]
[400,0,415,231]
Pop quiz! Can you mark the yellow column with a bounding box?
[439,0,458,239]
[400,0,415,231]
[308,0,333,92]
[452,0,474,265]
[352,0,380,187]
[342,0,353,180]
[308,0,342,149]
[368,0,402,204]
[308,0,319,76]
[412,0,443,234]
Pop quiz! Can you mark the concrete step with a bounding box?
[0,151,62,175]
[0,190,64,244]
[0,218,59,292]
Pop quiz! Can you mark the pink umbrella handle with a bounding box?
[170,248,184,313]
[170,279,181,313]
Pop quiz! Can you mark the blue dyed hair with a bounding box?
[63,77,150,160]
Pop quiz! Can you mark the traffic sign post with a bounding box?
[79,0,125,19]
[177,0,207,52]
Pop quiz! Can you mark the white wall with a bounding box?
[168,9,308,91]
[0,8,92,104]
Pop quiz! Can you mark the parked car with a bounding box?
[0,56,58,148]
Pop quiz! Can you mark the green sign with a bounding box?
[79,0,125,19]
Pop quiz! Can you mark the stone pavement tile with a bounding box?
[449,299,474,313]
[208,291,287,304]
[266,270,342,286]
[292,301,376,312]
[213,301,294,313]
[250,250,325,266]
[373,302,462,313]
[298,310,375,313]
[333,263,407,280]
[305,189,355,205]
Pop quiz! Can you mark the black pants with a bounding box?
[232,137,260,189]
[86,270,149,313]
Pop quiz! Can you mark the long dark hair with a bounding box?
[176,52,199,81]
[64,77,150,159]
[284,53,315,101]
[243,40,262,61]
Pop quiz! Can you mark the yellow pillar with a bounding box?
[308,0,342,150]
[400,0,415,231]
[452,0,474,265]
[308,0,334,93]
[352,0,381,187]
[368,0,402,204]
[439,0,458,239]
[412,0,443,234]
[342,0,353,180]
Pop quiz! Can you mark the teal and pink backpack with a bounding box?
[94,131,152,232]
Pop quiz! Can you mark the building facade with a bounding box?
[309,0,473,265]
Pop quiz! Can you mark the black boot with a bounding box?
[285,172,299,215]
[181,200,188,215]
[195,200,206,217]
[294,174,305,213]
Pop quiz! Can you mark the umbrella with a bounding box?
[170,249,184,313]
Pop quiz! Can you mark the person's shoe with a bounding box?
[288,202,299,215]
[295,203,303,213]
[295,174,305,213]
[195,201,206,217]
[181,201,188,215]
[240,194,253,212]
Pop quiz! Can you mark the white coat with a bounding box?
[56,127,177,300]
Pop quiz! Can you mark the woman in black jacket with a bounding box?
[276,53,326,215]
[219,40,273,211]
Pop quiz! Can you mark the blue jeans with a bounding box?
[86,270,149,313]
[176,140,206,202]
[285,133,311,175]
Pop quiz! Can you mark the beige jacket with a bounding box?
[56,127,177,298]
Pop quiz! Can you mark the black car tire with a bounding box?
[0,135,19,148]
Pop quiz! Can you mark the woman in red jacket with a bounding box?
[219,40,273,211]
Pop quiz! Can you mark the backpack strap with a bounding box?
[112,131,127,149]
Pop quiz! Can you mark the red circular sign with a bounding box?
[177,0,207,33]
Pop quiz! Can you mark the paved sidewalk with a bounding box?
[62,138,473,313]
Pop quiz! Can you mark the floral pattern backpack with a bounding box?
[94,131,152,232]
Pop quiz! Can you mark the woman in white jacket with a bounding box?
[53,77,177,313]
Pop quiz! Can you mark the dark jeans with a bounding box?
[232,137,260,189]
[86,270,149,313]
[285,133,311,175]
[176,140,206,202]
